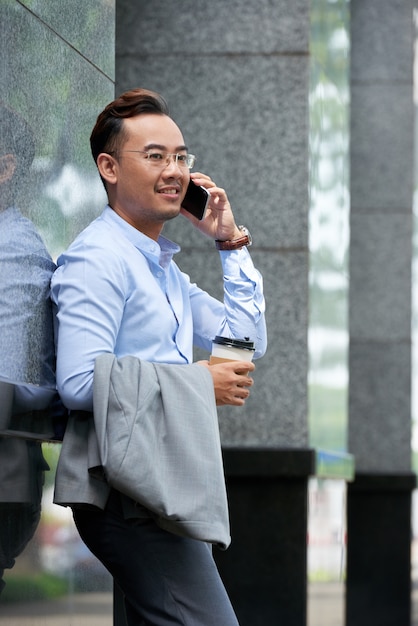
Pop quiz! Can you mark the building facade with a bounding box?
[0,1,416,624]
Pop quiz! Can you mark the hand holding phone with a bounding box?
[181,180,210,221]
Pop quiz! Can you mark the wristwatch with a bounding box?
[215,225,252,251]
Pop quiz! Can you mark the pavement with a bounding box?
[0,584,417,625]
[0,592,113,626]
[308,582,345,625]
[308,582,418,626]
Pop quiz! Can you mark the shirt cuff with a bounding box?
[218,246,259,282]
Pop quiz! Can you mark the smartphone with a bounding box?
[181,181,210,221]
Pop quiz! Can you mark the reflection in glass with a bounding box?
[0,103,58,594]
[0,439,48,595]
[309,0,350,452]
[307,2,350,619]
[1,0,115,617]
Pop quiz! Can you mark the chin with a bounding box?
[163,206,181,221]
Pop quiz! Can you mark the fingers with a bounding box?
[190,172,216,189]
[187,172,238,242]
[206,360,256,407]
[234,361,255,374]
[216,383,250,407]
[190,172,227,201]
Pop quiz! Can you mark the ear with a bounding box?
[97,152,118,186]
[0,153,17,184]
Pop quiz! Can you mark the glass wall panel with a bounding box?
[308,2,349,621]
[0,0,114,621]
[309,0,350,453]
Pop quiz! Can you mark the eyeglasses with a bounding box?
[114,150,196,169]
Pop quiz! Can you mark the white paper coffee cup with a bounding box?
[209,336,255,365]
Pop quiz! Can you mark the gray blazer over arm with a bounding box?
[54,354,230,550]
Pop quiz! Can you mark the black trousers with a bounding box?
[73,491,239,626]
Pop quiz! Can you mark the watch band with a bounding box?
[215,225,252,251]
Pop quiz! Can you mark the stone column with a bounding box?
[347,1,416,624]
[116,1,311,624]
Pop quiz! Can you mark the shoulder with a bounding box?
[58,214,129,264]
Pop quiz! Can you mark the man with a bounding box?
[0,103,56,405]
[51,88,267,625]
[0,103,55,592]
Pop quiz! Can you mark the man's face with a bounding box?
[104,113,191,238]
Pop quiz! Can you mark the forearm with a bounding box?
[219,247,267,359]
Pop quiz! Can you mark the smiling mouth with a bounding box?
[158,188,180,195]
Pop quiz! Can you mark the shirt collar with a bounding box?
[101,205,181,267]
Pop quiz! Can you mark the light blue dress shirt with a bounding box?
[0,207,56,398]
[51,205,267,410]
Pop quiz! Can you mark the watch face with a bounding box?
[239,226,252,246]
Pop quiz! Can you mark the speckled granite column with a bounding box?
[116,0,310,448]
[347,1,415,624]
[116,1,310,624]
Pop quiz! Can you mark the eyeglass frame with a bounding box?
[107,149,196,169]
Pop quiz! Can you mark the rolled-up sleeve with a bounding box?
[218,248,267,359]
[189,247,267,359]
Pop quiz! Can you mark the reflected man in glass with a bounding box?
[0,103,56,594]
